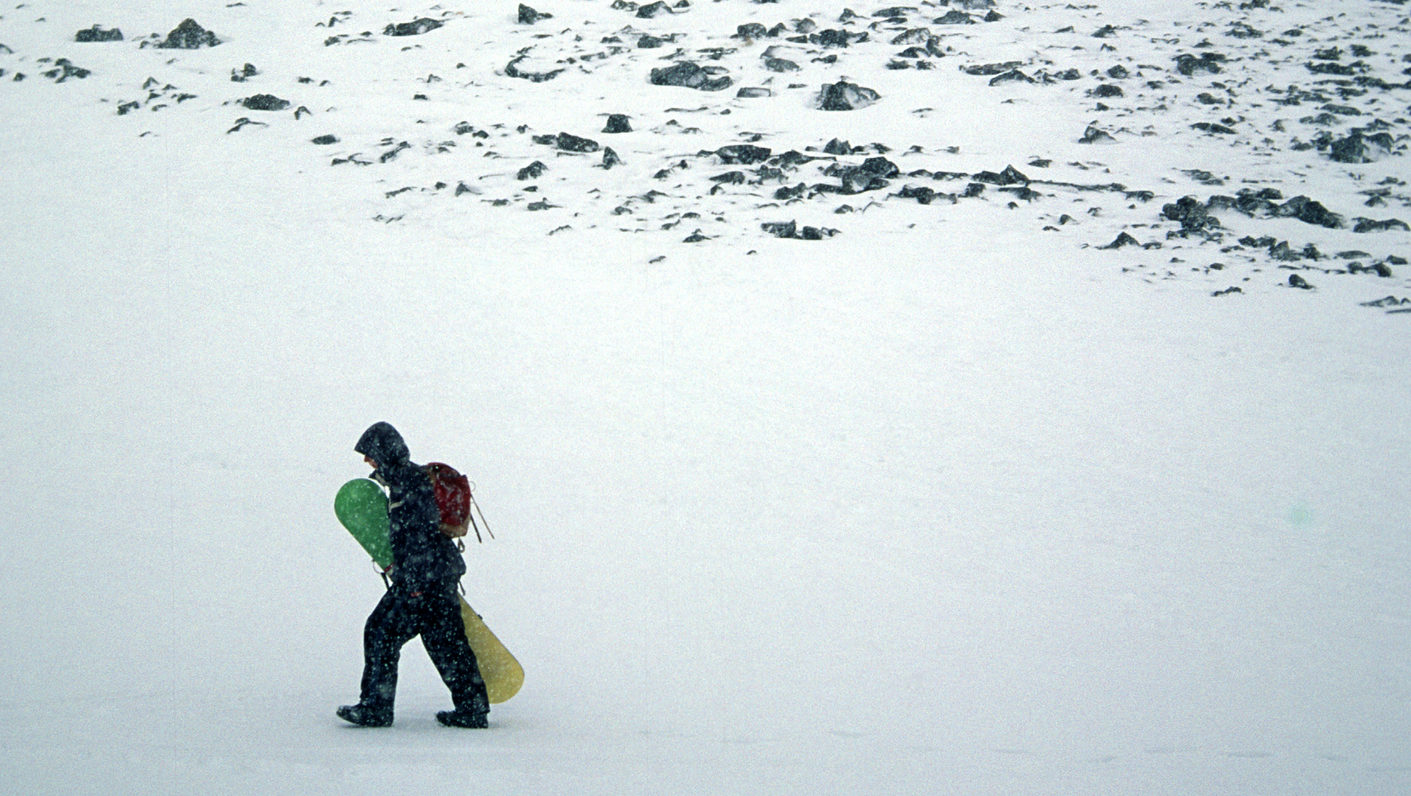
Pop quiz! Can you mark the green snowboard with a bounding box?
[334,478,524,704]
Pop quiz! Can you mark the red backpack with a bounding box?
[425,462,472,539]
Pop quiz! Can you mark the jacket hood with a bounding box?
[355,422,410,467]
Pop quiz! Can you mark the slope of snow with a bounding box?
[2,0,1409,793]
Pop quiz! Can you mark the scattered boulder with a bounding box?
[156,19,221,49]
[517,161,548,180]
[604,114,632,133]
[548,132,600,153]
[1174,52,1225,77]
[1099,231,1141,249]
[762,220,838,240]
[650,61,732,91]
[518,4,552,24]
[636,1,675,19]
[384,18,443,37]
[242,94,291,111]
[1288,274,1314,290]
[1329,131,1394,164]
[41,59,91,82]
[1353,217,1410,233]
[820,157,898,194]
[1162,196,1220,233]
[75,25,123,43]
[506,54,564,82]
[811,29,866,48]
[311,134,339,145]
[817,81,879,111]
[1274,195,1344,229]
[714,145,772,164]
[974,165,1030,186]
[1078,124,1116,144]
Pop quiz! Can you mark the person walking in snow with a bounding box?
[338,421,490,728]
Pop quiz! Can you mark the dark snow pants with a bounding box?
[360,580,489,716]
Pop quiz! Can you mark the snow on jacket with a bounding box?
[354,422,467,588]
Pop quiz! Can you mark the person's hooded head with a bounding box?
[355,422,410,469]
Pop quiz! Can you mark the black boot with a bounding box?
[436,709,488,728]
[337,703,393,727]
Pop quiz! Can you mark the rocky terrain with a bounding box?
[2,0,1408,307]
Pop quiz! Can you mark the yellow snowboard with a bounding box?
[460,598,523,704]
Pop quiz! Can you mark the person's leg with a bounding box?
[347,589,419,722]
[420,586,489,723]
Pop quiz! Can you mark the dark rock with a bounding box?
[762,220,838,239]
[936,10,975,24]
[763,56,800,72]
[1212,286,1244,297]
[604,114,632,133]
[157,19,220,49]
[42,59,91,82]
[1288,274,1314,290]
[1329,131,1390,164]
[379,141,411,163]
[311,134,339,145]
[1192,121,1237,134]
[650,61,732,91]
[385,18,443,37]
[1276,195,1343,229]
[973,167,1023,186]
[1174,52,1225,76]
[811,29,864,48]
[517,161,547,180]
[553,132,600,153]
[823,138,856,155]
[602,147,623,169]
[1092,83,1124,98]
[638,35,667,48]
[710,171,747,185]
[242,94,291,111]
[989,69,1035,86]
[1079,124,1115,144]
[897,185,942,204]
[963,61,1023,76]
[506,54,564,83]
[75,25,123,43]
[636,1,673,18]
[1099,232,1141,249]
[737,87,772,98]
[230,63,258,82]
[735,23,769,40]
[1162,196,1220,233]
[518,4,552,24]
[774,184,808,201]
[1353,217,1410,233]
[817,81,879,111]
[715,145,772,164]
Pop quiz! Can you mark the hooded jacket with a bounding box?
[355,422,467,588]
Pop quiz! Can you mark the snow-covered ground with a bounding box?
[2,0,1409,793]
